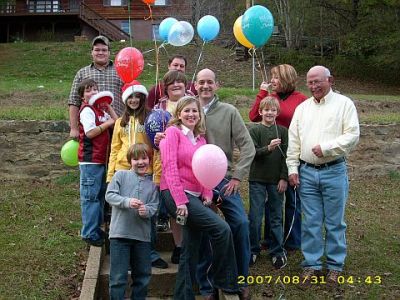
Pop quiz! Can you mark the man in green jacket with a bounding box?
[196,68,255,300]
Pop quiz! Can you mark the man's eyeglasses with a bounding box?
[306,80,325,87]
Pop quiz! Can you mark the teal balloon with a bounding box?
[197,15,220,42]
[159,17,178,41]
[61,140,79,167]
[242,5,274,48]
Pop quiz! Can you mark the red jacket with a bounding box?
[78,104,110,164]
[249,90,307,128]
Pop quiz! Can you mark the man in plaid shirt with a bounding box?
[68,35,123,138]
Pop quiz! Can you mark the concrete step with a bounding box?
[155,229,176,252]
[99,251,179,299]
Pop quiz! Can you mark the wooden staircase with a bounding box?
[79,2,130,42]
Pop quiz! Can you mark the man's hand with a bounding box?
[223,178,241,196]
[312,144,323,158]
[288,174,300,188]
[277,179,287,193]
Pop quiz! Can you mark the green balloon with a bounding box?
[61,140,79,167]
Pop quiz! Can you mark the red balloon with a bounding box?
[115,47,144,83]
[142,0,155,4]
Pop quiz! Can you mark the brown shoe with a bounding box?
[326,269,341,289]
[298,267,316,290]
[239,286,251,300]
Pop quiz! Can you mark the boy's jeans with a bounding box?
[249,181,285,257]
[79,164,106,241]
[109,238,151,300]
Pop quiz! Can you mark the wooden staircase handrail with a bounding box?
[79,2,130,41]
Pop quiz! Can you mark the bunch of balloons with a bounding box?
[115,47,144,84]
[233,5,274,49]
[158,14,220,46]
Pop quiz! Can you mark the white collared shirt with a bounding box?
[180,124,199,145]
[286,89,360,175]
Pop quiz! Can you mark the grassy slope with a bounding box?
[1,41,399,123]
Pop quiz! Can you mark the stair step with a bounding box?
[99,251,179,298]
[155,229,176,252]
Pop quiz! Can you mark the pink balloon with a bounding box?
[192,144,227,189]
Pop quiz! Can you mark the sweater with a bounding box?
[204,96,255,181]
[249,90,307,128]
[107,116,153,182]
[159,126,213,206]
[248,123,288,183]
[106,170,159,242]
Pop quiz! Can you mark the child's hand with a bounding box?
[260,81,271,91]
[130,198,143,209]
[138,204,147,217]
[104,118,115,127]
[267,138,281,151]
[154,132,166,146]
[277,179,287,193]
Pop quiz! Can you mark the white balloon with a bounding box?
[168,21,194,46]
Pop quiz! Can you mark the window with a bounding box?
[121,21,130,35]
[152,24,161,41]
[154,0,168,6]
[27,0,59,13]
[103,0,128,7]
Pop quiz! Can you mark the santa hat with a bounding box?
[89,91,113,106]
[122,81,148,104]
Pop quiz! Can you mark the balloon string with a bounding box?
[152,20,160,101]
[191,40,206,84]
[128,0,133,82]
[144,3,153,20]
[252,48,266,83]
[260,48,268,83]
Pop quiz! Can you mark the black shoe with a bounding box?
[83,238,104,247]
[272,254,287,269]
[152,258,168,269]
[171,246,181,264]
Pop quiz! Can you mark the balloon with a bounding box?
[233,15,254,48]
[197,15,220,42]
[168,21,194,47]
[159,17,178,41]
[115,47,144,83]
[142,0,155,4]
[192,144,228,189]
[242,5,274,48]
[61,140,79,167]
[144,109,172,150]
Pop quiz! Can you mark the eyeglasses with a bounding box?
[306,80,326,87]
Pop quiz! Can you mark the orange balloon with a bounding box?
[142,0,155,4]
[233,15,254,49]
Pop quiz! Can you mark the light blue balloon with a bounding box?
[242,5,274,48]
[159,17,178,41]
[197,15,220,42]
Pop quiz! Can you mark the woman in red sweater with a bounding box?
[160,96,239,299]
[249,64,307,253]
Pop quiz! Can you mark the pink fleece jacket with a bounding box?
[159,125,213,206]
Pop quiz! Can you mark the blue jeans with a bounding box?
[299,162,349,271]
[197,178,250,293]
[109,238,151,300]
[150,187,162,262]
[263,185,301,250]
[162,190,238,300]
[79,164,106,241]
[249,181,285,257]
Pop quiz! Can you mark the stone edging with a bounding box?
[79,245,104,300]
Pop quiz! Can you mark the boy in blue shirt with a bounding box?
[248,96,288,269]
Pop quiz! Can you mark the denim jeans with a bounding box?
[299,162,349,271]
[79,164,106,241]
[109,238,151,300]
[149,187,162,263]
[263,185,301,250]
[197,177,251,293]
[161,190,238,300]
[249,181,285,257]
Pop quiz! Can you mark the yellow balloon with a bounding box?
[233,15,254,49]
